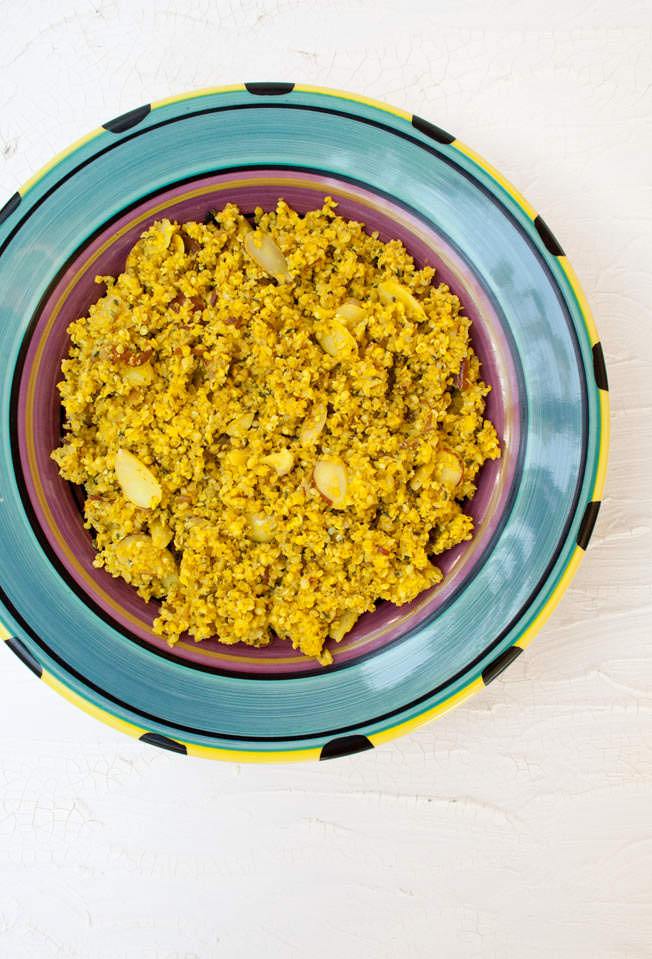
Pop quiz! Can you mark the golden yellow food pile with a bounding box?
[53,198,500,664]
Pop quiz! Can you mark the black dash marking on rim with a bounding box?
[320,735,373,760]
[140,732,187,754]
[103,104,151,134]
[0,191,21,227]
[534,215,565,257]
[411,114,455,145]
[592,342,609,391]
[482,645,522,686]
[577,501,601,550]
[4,636,43,678]
[245,82,295,96]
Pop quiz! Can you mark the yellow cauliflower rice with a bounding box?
[53,198,500,664]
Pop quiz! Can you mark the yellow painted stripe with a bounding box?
[0,622,12,641]
[42,670,147,739]
[152,84,246,110]
[186,742,321,763]
[42,666,320,761]
[28,645,494,761]
[514,548,584,651]
[41,648,478,761]
[20,128,104,197]
[558,257,599,346]
[554,259,609,500]
[452,140,538,220]
[19,85,240,197]
[594,390,610,500]
[294,84,411,121]
[369,677,484,746]
[556,256,609,499]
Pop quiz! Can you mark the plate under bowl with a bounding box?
[0,84,608,761]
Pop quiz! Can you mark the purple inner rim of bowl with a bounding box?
[18,170,519,675]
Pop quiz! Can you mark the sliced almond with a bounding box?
[329,609,358,643]
[185,516,210,530]
[143,219,176,256]
[112,532,152,556]
[378,279,426,320]
[335,299,365,325]
[300,403,327,446]
[437,449,464,489]
[114,448,162,509]
[262,449,294,477]
[150,517,173,548]
[313,457,348,509]
[225,411,254,437]
[123,362,154,388]
[110,534,177,588]
[315,319,357,361]
[244,230,290,280]
[409,463,434,491]
[170,233,185,256]
[248,512,276,543]
[224,448,249,470]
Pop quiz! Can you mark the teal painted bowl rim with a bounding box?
[0,83,609,762]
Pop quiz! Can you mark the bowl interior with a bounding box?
[18,169,521,676]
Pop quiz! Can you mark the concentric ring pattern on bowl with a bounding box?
[0,84,608,761]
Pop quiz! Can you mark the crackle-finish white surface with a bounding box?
[1,2,651,956]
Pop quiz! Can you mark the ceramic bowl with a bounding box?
[0,84,609,760]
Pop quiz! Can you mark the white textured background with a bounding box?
[1,1,651,956]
